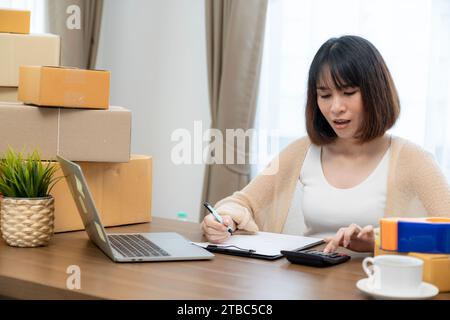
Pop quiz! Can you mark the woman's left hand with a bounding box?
[323,223,375,253]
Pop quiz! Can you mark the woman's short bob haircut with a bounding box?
[305,35,400,145]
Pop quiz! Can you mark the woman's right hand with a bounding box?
[323,223,375,253]
[201,214,236,243]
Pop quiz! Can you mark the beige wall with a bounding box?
[96,0,210,222]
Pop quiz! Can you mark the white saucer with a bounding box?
[356,278,439,300]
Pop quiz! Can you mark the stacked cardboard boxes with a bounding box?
[0,8,152,233]
[0,9,59,102]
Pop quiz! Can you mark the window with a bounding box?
[253,0,450,180]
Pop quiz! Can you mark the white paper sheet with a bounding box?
[193,231,323,256]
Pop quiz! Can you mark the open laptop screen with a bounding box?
[57,155,115,258]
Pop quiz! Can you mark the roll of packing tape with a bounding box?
[398,219,450,253]
[381,217,450,253]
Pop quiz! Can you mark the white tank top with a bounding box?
[282,144,390,238]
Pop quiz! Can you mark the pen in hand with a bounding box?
[203,202,233,235]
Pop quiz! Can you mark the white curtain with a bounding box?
[253,0,450,180]
[0,0,46,33]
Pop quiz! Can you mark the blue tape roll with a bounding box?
[397,221,450,253]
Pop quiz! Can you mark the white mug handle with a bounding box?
[362,257,375,278]
[362,257,380,290]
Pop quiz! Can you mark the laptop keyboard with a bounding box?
[108,234,170,258]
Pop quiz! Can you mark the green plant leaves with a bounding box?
[0,148,62,198]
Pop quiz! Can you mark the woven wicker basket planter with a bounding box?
[0,196,55,247]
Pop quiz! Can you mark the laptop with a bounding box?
[56,155,214,262]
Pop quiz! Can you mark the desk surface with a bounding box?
[0,217,448,300]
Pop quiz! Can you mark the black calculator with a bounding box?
[281,249,350,267]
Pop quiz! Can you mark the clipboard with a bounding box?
[193,232,325,260]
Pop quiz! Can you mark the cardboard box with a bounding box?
[0,102,131,162]
[0,9,30,34]
[18,66,110,109]
[375,231,450,292]
[0,87,18,102]
[51,155,152,232]
[0,33,60,86]
[374,247,450,292]
[409,253,450,292]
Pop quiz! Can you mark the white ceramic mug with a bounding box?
[362,255,423,296]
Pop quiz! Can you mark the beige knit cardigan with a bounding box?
[214,136,450,233]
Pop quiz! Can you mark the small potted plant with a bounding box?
[0,148,61,247]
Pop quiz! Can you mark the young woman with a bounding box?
[201,35,450,253]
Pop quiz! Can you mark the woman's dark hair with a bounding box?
[305,35,400,145]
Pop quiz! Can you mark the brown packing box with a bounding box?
[374,232,450,292]
[0,102,131,162]
[375,246,450,292]
[0,33,60,86]
[0,87,18,102]
[0,9,30,34]
[18,66,110,109]
[409,253,450,293]
[51,155,152,233]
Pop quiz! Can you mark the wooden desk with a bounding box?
[0,217,448,300]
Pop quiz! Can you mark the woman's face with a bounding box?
[316,69,364,140]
